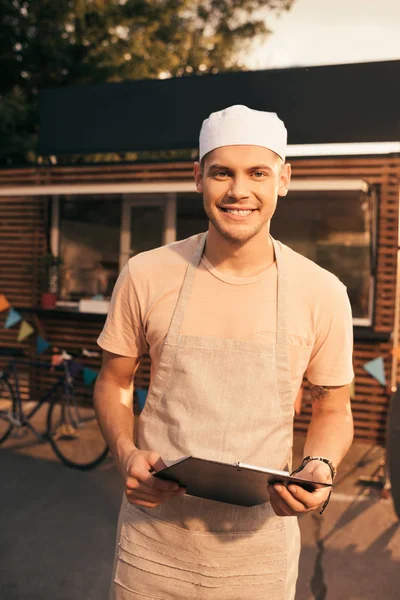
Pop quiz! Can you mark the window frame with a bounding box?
[49,178,376,326]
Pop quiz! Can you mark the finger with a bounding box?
[269,494,295,517]
[269,485,308,514]
[268,487,297,516]
[288,485,330,510]
[138,472,182,492]
[128,458,179,492]
[127,479,185,500]
[147,452,167,472]
[151,455,168,472]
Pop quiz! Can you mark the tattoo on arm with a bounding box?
[309,384,333,401]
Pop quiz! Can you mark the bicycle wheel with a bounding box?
[47,391,108,470]
[0,377,15,444]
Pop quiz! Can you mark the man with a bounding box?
[94,105,354,599]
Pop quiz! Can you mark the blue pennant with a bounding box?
[83,367,98,386]
[36,335,50,355]
[135,388,148,411]
[363,356,386,386]
[4,308,22,329]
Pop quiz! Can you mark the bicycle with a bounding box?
[0,347,108,470]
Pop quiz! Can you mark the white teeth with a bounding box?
[225,209,253,216]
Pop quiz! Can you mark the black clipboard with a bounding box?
[154,456,332,507]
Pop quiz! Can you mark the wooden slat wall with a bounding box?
[290,158,400,444]
[0,196,47,400]
[0,158,399,442]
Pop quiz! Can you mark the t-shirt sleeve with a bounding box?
[97,262,148,358]
[305,280,354,386]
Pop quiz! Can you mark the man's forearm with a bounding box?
[93,373,137,469]
[303,409,353,468]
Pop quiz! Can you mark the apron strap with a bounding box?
[271,237,293,412]
[167,232,208,336]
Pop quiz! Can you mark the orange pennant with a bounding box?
[51,354,64,367]
[0,294,11,313]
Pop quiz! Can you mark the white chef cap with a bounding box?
[199,105,287,162]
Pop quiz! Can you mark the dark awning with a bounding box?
[38,60,400,156]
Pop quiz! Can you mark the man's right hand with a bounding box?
[120,448,186,508]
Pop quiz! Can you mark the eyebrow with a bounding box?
[207,163,274,173]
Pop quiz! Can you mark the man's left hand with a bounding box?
[268,461,332,517]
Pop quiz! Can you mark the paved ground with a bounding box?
[1,425,399,599]
[293,438,400,600]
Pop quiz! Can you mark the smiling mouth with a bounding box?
[219,207,255,216]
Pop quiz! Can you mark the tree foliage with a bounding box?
[0,0,294,164]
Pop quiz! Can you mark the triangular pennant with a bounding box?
[0,294,11,313]
[391,346,400,361]
[17,320,35,342]
[363,357,386,386]
[135,388,148,411]
[83,367,98,386]
[36,335,50,355]
[4,308,22,329]
[51,353,64,367]
[82,348,100,358]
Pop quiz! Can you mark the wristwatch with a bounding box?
[292,455,337,481]
[290,455,337,515]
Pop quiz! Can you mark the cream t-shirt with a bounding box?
[97,234,354,402]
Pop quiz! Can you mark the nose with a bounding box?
[227,176,250,200]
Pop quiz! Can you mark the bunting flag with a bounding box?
[82,348,100,358]
[363,356,387,386]
[51,353,64,367]
[4,308,22,329]
[391,346,400,361]
[36,335,50,355]
[17,320,35,342]
[83,367,98,386]
[136,388,148,411]
[0,294,11,313]
[1,292,106,375]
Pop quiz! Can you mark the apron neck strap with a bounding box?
[270,236,289,348]
[167,232,207,336]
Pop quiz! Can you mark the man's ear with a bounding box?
[278,162,291,197]
[193,161,203,193]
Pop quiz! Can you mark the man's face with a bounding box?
[193,145,291,244]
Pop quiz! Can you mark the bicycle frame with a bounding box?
[1,358,73,440]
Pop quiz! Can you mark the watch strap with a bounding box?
[292,455,337,480]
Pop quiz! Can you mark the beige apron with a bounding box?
[111,233,301,599]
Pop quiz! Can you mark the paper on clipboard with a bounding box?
[154,456,332,507]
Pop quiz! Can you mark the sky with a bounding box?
[245,0,400,70]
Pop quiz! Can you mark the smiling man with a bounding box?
[95,105,354,599]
